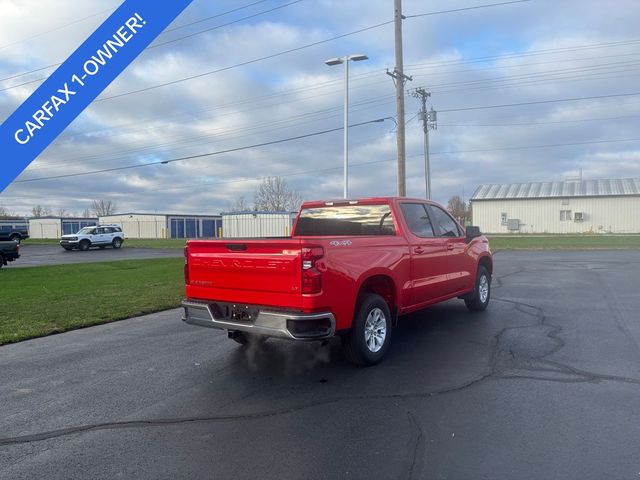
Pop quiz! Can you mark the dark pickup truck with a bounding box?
[0,224,29,243]
[0,241,20,268]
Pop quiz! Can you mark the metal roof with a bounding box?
[471,178,640,201]
[102,212,221,218]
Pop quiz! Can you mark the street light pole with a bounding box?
[325,54,369,199]
[343,57,349,199]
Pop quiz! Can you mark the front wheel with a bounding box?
[78,240,90,251]
[465,265,491,312]
[341,293,392,366]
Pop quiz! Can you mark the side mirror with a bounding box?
[465,226,482,244]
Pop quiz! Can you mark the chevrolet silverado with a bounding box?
[182,197,492,365]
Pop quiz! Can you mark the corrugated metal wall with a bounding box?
[221,213,294,238]
[472,197,640,233]
[99,215,167,239]
[28,219,62,238]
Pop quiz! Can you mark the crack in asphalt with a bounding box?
[398,410,426,480]
[2,262,639,449]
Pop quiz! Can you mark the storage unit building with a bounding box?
[221,212,295,238]
[99,213,222,239]
[28,217,98,238]
[471,178,640,234]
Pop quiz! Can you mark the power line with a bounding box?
[60,52,640,141]
[405,0,532,18]
[148,0,305,50]
[27,97,396,173]
[440,92,640,113]
[0,0,292,84]
[0,5,116,51]
[13,132,640,186]
[22,88,640,175]
[162,0,268,33]
[0,0,537,98]
[96,20,394,102]
[439,113,640,127]
[13,118,389,183]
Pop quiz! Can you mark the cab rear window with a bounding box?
[294,205,396,236]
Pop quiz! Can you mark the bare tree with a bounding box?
[254,176,301,212]
[0,205,8,217]
[227,196,252,213]
[81,208,92,218]
[56,208,68,217]
[91,199,117,217]
[446,195,469,223]
[31,205,50,217]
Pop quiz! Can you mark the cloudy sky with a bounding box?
[1,0,639,216]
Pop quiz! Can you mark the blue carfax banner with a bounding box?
[0,0,194,192]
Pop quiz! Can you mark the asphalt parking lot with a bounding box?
[1,250,639,479]
[12,244,182,267]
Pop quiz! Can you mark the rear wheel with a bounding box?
[230,331,268,346]
[465,265,491,312]
[341,293,392,366]
[112,238,122,249]
[79,240,90,251]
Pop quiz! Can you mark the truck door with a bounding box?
[426,204,473,293]
[399,203,450,306]
[92,227,107,244]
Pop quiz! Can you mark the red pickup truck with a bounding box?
[182,197,492,365]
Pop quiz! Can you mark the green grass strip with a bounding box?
[0,258,184,345]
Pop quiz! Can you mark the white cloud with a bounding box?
[1,0,640,215]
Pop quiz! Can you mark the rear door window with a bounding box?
[400,203,435,238]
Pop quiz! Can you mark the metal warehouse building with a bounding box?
[221,212,295,238]
[99,213,222,239]
[471,177,640,234]
[28,217,98,238]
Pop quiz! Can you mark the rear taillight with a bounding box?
[301,246,323,294]
[183,245,190,285]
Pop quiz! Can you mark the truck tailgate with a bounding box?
[186,239,303,308]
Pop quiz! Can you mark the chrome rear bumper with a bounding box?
[181,300,335,340]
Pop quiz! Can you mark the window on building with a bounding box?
[560,210,572,221]
[501,212,508,225]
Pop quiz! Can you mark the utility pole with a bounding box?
[387,0,412,197]
[411,87,437,199]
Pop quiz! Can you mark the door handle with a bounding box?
[414,246,424,254]
[447,243,455,250]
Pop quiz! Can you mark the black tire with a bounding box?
[62,247,73,251]
[112,238,123,249]
[9,234,21,244]
[79,240,90,251]
[230,331,268,346]
[99,246,106,249]
[341,293,392,366]
[465,265,491,312]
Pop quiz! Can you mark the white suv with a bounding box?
[60,225,125,251]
